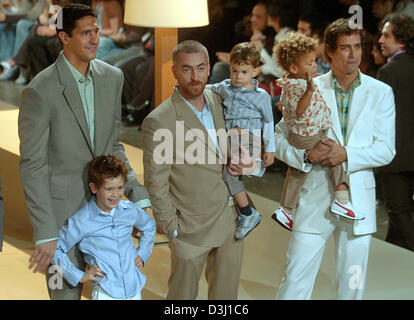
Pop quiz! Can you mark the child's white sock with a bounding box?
[335,190,350,204]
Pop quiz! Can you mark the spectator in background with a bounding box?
[297,12,331,74]
[93,0,124,59]
[373,0,414,20]
[371,34,387,69]
[377,13,414,252]
[260,0,297,79]
[0,0,47,80]
[209,0,274,84]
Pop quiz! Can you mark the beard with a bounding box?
[179,80,207,99]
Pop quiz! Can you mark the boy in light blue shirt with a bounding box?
[52,155,156,300]
[207,42,275,240]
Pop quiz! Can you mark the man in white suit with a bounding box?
[275,18,396,299]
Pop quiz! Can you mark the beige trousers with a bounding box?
[280,131,349,214]
[167,230,244,300]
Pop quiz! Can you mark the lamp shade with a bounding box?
[124,0,209,28]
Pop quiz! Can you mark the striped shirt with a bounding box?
[332,72,361,142]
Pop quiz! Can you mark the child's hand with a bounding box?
[135,256,143,270]
[306,72,315,93]
[263,152,275,167]
[80,264,105,284]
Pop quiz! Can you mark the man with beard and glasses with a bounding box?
[142,40,255,299]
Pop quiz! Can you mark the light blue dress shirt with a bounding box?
[52,197,156,299]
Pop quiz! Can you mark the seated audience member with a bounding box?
[262,0,297,79]
[0,0,47,80]
[120,32,154,127]
[297,12,331,74]
[93,0,124,59]
[101,25,149,67]
[209,0,274,84]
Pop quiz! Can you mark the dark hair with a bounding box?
[55,3,96,42]
[324,18,365,62]
[230,42,261,68]
[380,13,414,55]
[88,155,128,188]
[267,0,297,30]
[298,12,329,41]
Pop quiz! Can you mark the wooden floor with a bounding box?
[1,97,414,300]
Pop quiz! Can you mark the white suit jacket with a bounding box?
[275,71,396,235]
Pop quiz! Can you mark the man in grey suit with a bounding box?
[377,13,414,251]
[18,3,151,299]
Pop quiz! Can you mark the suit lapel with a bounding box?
[172,90,223,160]
[316,71,344,145]
[92,60,111,156]
[56,55,94,155]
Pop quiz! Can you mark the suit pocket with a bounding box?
[49,182,67,199]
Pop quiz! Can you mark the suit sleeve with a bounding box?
[274,118,312,173]
[345,85,396,173]
[111,71,150,204]
[18,86,59,241]
[142,115,178,240]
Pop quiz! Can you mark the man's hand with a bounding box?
[135,256,143,270]
[263,152,275,167]
[0,11,6,22]
[80,264,105,283]
[28,240,57,273]
[227,144,255,176]
[319,138,347,167]
[307,138,333,163]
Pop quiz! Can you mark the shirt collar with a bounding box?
[331,70,362,93]
[61,51,94,83]
[88,196,117,218]
[175,87,211,114]
[388,49,405,62]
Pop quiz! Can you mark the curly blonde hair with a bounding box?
[274,32,318,72]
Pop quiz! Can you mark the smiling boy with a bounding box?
[52,155,156,300]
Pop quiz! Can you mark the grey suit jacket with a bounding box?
[18,54,149,242]
[377,52,414,173]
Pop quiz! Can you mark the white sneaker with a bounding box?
[330,199,365,220]
[235,208,261,240]
[271,207,293,231]
[0,61,18,80]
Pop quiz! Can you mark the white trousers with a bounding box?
[276,220,372,300]
[91,285,142,300]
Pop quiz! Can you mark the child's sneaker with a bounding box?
[235,208,261,239]
[330,199,365,220]
[271,207,293,231]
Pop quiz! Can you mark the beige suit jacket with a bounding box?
[142,89,238,247]
[18,55,149,242]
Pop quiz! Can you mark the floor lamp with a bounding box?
[124,0,209,107]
